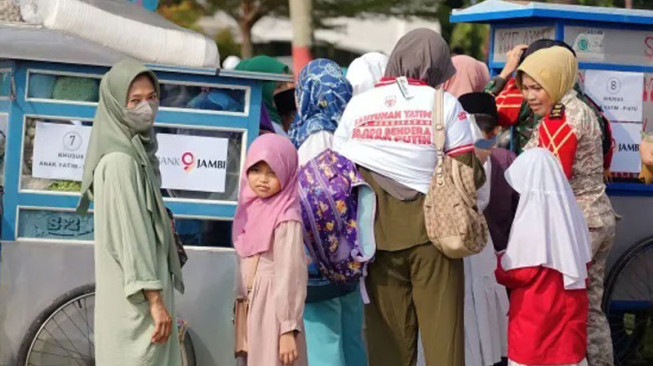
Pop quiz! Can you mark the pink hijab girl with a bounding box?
[232,133,308,366]
[443,55,491,98]
[233,134,302,257]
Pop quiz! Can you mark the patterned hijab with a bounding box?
[288,59,353,148]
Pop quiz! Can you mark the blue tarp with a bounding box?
[128,0,159,11]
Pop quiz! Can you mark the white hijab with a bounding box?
[503,148,592,290]
[346,52,389,96]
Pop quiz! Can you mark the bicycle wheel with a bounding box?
[16,284,96,366]
[603,237,653,366]
[17,284,196,366]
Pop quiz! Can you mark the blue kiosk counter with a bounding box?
[0,17,292,366]
[452,1,653,364]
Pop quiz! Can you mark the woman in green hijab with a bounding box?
[78,60,184,366]
[235,55,290,124]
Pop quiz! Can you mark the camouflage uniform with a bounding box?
[525,90,616,366]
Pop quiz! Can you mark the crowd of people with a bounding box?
[80,26,617,366]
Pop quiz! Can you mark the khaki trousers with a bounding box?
[365,243,464,366]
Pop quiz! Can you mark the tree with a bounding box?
[160,0,444,60]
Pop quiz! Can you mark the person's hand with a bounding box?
[499,45,529,80]
[474,148,492,164]
[279,332,298,366]
[144,290,173,344]
[603,169,613,184]
[640,136,653,166]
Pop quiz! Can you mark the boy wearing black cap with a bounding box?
[458,92,519,253]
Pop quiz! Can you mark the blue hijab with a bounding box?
[288,59,353,148]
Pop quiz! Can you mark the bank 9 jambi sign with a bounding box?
[155,133,229,193]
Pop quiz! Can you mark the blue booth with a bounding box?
[452,1,653,364]
[0,13,291,366]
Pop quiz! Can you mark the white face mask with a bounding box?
[125,100,159,133]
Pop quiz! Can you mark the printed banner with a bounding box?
[156,133,229,193]
[584,70,644,122]
[32,122,91,181]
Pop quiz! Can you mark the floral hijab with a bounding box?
[288,59,353,148]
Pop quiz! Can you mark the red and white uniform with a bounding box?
[493,77,525,128]
[496,255,588,365]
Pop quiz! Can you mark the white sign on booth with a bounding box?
[565,26,653,67]
[572,28,605,62]
[32,124,229,192]
[32,122,91,181]
[584,70,644,122]
[493,26,556,63]
[610,122,642,174]
[156,133,229,193]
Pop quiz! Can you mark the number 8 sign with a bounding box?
[607,77,622,95]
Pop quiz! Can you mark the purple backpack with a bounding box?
[298,149,376,284]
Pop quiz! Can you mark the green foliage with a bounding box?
[450,23,489,60]
[157,0,204,30]
[158,0,653,63]
[215,28,242,61]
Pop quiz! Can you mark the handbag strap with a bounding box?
[245,255,260,293]
[431,87,446,187]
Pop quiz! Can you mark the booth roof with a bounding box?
[0,23,292,82]
[451,0,653,25]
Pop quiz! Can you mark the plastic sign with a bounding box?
[156,133,229,193]
[32,123,230,193]
[610,122,642,174]
[493,26,556,63]
[32,122,91,181]
[572,29,605,62]
[584,70,644,123]
[566,26,653,67]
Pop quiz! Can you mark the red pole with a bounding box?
[289,0,313,76]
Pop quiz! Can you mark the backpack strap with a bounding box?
[432,87,446,187]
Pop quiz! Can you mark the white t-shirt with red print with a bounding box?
[333,77,474,194]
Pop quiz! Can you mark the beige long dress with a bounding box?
[93,152,181,366]
[236,221,308,366]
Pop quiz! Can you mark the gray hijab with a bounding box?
[385,28,456,88]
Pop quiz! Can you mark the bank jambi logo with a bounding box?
[182,152,196,172]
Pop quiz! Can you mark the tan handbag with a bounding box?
[423,87,488,259]
[234,255,260,358]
